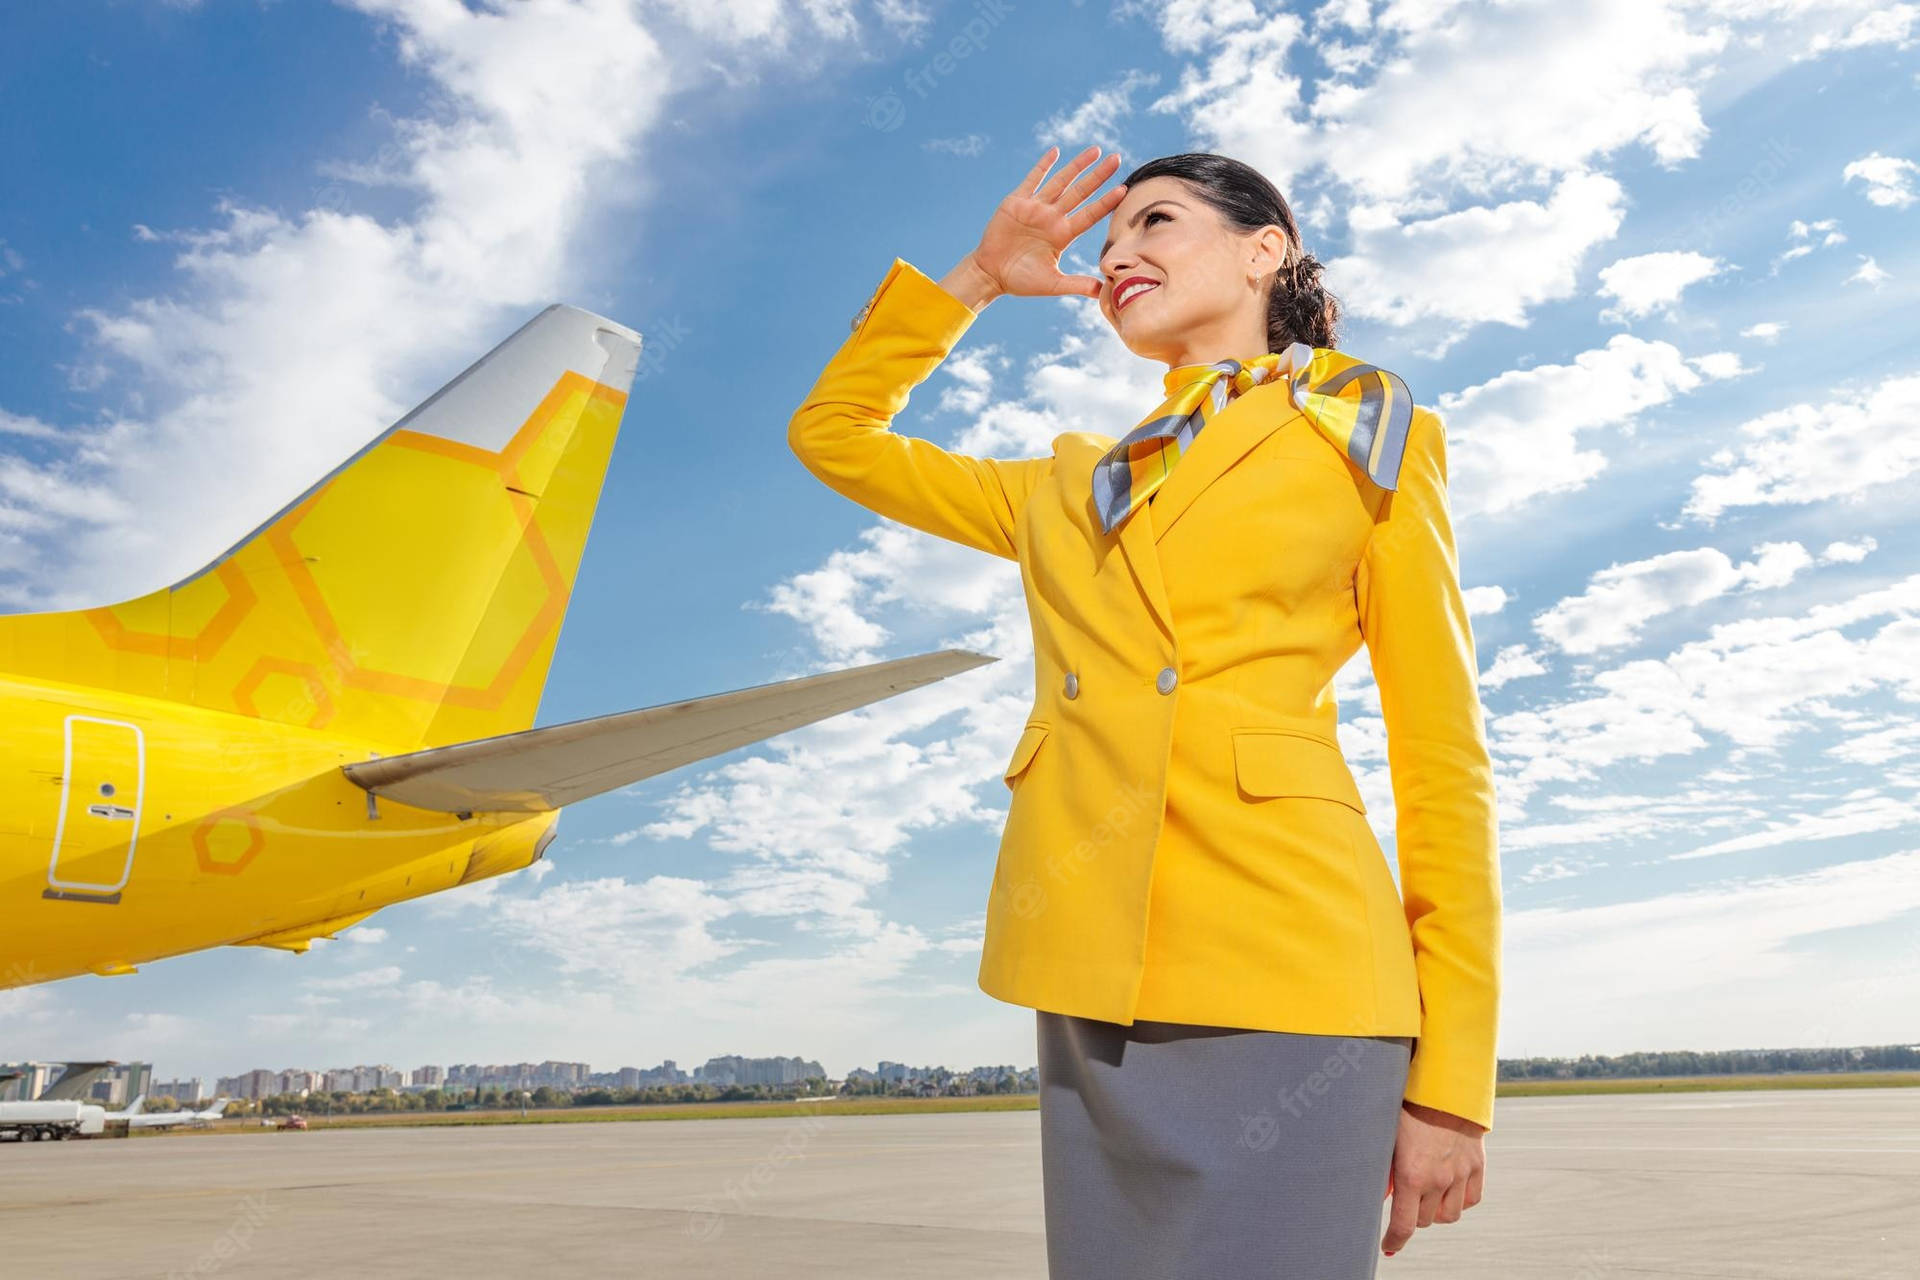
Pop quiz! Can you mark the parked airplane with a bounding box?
[125,1097,231,1131]
[1,305,993,989]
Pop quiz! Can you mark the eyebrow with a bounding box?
[1100,199,1184,260]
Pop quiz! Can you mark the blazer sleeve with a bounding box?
[1353,406,1503,1133]
[787,257,1053,561]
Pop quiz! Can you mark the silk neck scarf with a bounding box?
[1092,341,1415,536]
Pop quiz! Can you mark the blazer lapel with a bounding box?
[1114,487,1176,644]
[1060,381,1305,643]
[1144,379,1301,544]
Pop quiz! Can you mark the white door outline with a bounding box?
[46,715,146,898]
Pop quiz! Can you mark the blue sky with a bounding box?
[2,0,1918,1085]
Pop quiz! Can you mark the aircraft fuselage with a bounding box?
[1,672,554,988]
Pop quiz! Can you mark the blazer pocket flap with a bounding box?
[1003,722,1050,789]
[1232,728,1367,813]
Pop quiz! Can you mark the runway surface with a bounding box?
[5,1087,1916,1278]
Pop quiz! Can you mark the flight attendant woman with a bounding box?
[788,145,1501,1278]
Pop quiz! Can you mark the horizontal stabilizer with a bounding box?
[341,648,996,814]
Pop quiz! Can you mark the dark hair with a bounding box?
[1117,152,1341,352]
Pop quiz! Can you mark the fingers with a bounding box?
[1035,144,1103,206]
[1038,271,1104,299]
[1437,1175,1469,1224]
[1065,179,1128,239]
[1381,1177,1418,1255]
[1060,150,1122,211]
[1016,146,1060,198]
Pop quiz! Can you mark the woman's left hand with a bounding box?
[1380,1100,1487,1258]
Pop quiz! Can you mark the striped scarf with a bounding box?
[1092,341,1414,536]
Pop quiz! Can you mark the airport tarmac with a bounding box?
[4,1087,1916,1278]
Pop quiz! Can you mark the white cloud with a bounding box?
[1669,794,1920,860]
[1505,849,1920,1057]
[1330,170,1628,349]
[1739,320,1786,340]
[1150,0,1264,53]
[1436,334,1736,518]
[1035,69,1161,152]
[1807,3,1920,53]
[1481,643,1549,689]
[0,0,671,608]
[1148,0,1721,209]
[1462,584,1511,615]
[304,966,404,992]
[1842,151,1919,208]
[1491,574,1920,809]
[1685,372,1920,520]
[1846,255,1891,287]
[1532,542,1814,655]
[1770,216,1845,273]
[1818,536,1876,563]
[1595,249,1727,322]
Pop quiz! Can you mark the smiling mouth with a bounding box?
[1115,280,1160,312]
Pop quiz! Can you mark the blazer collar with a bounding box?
[1066,379,1306,642]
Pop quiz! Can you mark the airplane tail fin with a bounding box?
[0,306,642,749]
[41,1061,116,1102]
[125,1094,146,1116]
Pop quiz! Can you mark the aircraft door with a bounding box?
[45,716,145,904]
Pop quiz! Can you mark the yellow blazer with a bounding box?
[789,257,1502,1131]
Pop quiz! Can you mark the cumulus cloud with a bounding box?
[1532,542,1815,655]
[1686,372,1920,520]
[1842,151,1919,208]
[1595,250,1728,322]
[0,0,672,609]
[1434,333,1739,518]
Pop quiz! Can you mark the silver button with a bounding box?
[850,300,873,333]
[1063,672,1079,699]
[1156,667,1178,695]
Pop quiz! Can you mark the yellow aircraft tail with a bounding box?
[0,306,642,749]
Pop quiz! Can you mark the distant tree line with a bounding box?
[1498,1044,1920,1080]
[242,1076,845,1116]
[838,1071,1031,1097]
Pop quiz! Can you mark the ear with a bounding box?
[1254,224,1291,275]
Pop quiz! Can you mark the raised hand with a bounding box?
[960,145,1128,303]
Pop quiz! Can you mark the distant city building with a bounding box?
[277,1069,322,1097]
[0,1062,62,1102]
[215,1069,279,1101]
[88,1062,152,1106]
[693,1055,825,1087]
[187,1052,1038,1100]
[152,1078,206,1104]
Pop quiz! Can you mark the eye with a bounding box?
[1145,210,1170,227]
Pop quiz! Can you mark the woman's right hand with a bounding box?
[949,145,1128,307]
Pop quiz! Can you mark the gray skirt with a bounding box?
[1036,1011,1413,1279]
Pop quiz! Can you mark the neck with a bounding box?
[1160,317,1271,371]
